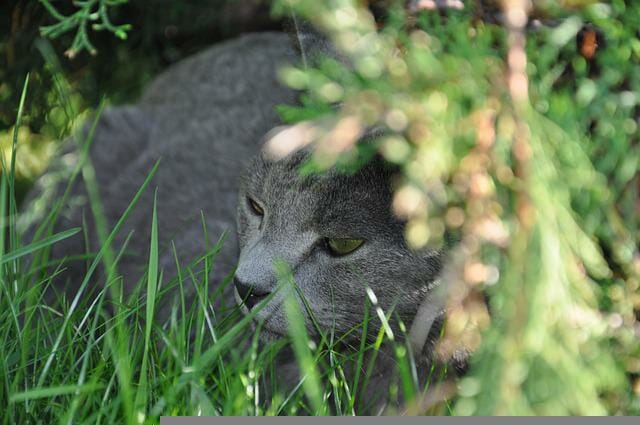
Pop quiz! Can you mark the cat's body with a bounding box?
[26,32,298,311]
[24,30,451,412]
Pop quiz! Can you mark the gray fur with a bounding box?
[235,149,442,342]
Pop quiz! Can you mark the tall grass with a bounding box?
[1,79,451,422]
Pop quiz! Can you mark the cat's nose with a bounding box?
[234,277,270,310]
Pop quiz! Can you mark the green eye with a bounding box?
[325,238,365,256]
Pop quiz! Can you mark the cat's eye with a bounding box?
[248,198,264,216]
[325,238,365,256]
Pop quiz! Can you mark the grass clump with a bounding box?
[1,82,451,422]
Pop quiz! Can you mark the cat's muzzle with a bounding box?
[234,277,270,310]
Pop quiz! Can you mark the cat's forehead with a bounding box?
[249,148,387,199]
[245,148,403,238]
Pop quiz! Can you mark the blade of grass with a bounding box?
[348,297,370,413]
[275,260,325,415]
[0,228,81,266]
[170,241,187,361]
[134,188,160,417]
[8,74,29,282]
[1,158,7,270]
[9,383,105,403]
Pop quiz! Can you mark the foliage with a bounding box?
[274,0,639,415]
[39,0,131,58]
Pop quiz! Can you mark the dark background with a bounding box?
[1,0,281,134]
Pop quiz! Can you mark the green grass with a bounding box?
[0,81,451,423]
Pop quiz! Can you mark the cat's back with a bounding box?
[25,32,299,305]
[141,31,296,109]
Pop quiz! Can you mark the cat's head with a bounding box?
[234,138,443,343]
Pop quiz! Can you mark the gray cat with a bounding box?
[23,30,451,412]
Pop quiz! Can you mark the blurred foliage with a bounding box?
[274,0,639,415]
